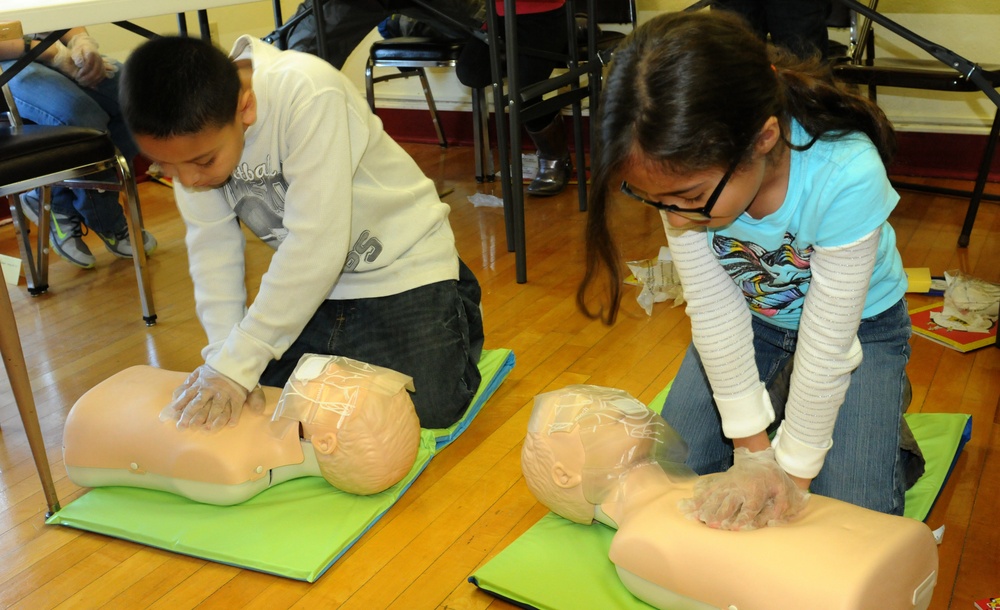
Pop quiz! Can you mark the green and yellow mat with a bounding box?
[48,348,516,582]
[470,382,971,610]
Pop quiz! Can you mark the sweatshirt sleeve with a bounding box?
[772,228,879,479]
[205,83,366,391]
[174,185,248,362]
[664,217,776,439]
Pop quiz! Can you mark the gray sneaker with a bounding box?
[20,190,96,269]
[97,226,158,259]
[18,190,41,224]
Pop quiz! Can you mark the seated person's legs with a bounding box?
[4,60,156,267]
[274,0,484,69]
[455,5,572,196]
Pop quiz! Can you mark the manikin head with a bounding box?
[521,385,689,524]
[273,355,421,495]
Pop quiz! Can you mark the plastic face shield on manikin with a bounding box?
[270,354,416,439]
[527,385,694,504]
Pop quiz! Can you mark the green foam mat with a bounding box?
[48,349,515,582]
[430,348,516,449]
[471,411,972,609]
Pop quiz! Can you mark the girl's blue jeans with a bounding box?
[259,259,485,430]
[2,59,135,235]
[661,298,912,515]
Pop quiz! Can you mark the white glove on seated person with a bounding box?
[680,447,810,531]
[160,364,265,431]
[44,34,114,88]
[66,33,105,87]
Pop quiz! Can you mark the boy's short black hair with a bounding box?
[120,36,242,138]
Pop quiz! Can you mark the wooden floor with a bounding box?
[1,142,998,609]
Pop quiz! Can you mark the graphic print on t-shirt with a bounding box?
[224,155,288,245]
[713,232,813,318]
[220,155,387,271]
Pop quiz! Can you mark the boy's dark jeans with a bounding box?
[260,259,484,429]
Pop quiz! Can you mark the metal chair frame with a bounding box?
[365,38,496,183]
[831,0,1000,247]
[1,69,156,324]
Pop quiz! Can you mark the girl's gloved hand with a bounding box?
[679,447,810,531]
[160,365,261,432]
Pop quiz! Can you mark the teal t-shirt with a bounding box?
[708,120,907,330]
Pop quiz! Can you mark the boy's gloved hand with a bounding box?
[67,33,105,87]
[239,385,267,427]
[679,447,810,531]
[160,365,258,431]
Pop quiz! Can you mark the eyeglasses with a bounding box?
[620,156,740,221]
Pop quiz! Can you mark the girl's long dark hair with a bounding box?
[577,10,896,324]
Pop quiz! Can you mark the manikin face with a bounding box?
[135,117,246,189]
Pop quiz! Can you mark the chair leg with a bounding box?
[6,190,51,296]
[958,107,1000,247]
[116,154,157,325]
[472,87,495,182]
[416,68,447,148]
[0,277,60,516]
[365,56,377,114]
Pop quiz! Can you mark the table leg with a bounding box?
[0,278,60,516]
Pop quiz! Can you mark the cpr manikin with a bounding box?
[63,355,421,505]
[521,386,938,610]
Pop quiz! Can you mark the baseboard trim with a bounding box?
[3,113,991,223]
[377,108,1000,182]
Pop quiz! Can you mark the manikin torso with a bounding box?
[520,385,939,610]
[63,363,419,505]
[594,463,938,610]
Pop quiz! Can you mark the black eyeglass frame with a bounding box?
[620,156,741,221]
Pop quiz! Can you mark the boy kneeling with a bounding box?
[121,35,483,431]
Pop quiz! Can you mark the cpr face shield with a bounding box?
[528,385,693,504]
[271,354,415,439]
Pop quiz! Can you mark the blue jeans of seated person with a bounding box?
[660,298,912,516]
[259,259,485,430]
[1,58,136,235]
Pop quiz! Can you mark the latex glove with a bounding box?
[239,385,267,426]
[160,365,254,431]
[46,41,78,80]
[679,447,810,531]
[67,33,105,87]
[102,57,119,79]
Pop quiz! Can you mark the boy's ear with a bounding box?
[237,88,257,128]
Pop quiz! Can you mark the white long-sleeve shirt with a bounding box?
[664,121,907,479]
[173,35,459,391]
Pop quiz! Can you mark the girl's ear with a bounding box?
[754,115,782,156]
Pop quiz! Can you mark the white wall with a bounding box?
[91,0,1000,135]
